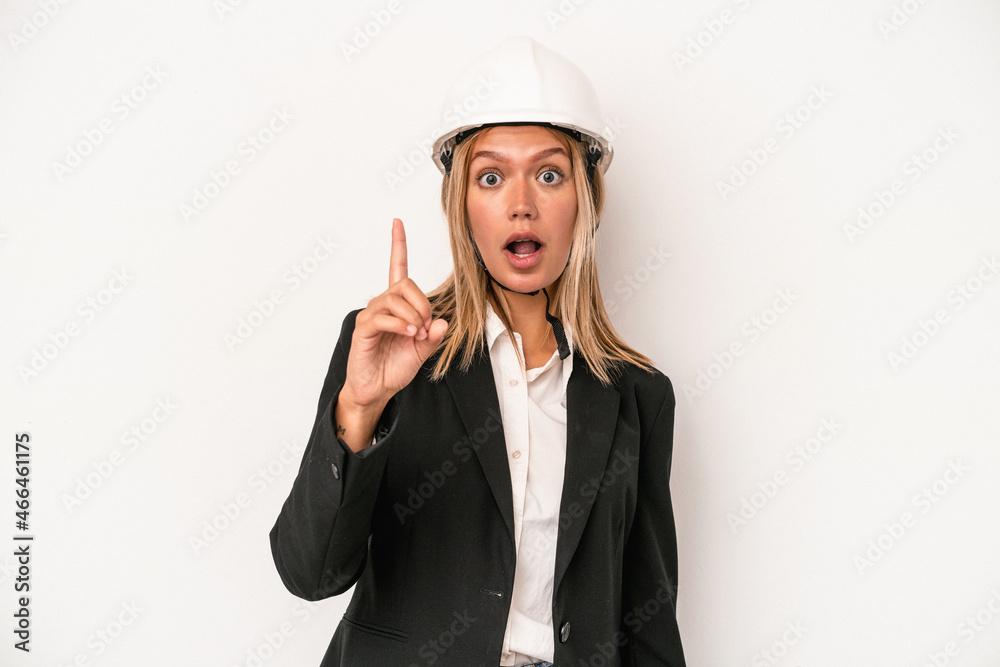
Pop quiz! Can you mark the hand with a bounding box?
[340,218,449,416]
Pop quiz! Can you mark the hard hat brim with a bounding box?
[432,117,613,176]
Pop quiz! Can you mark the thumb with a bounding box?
[415,318,448,360]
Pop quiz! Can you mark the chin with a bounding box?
[502,274,558,295]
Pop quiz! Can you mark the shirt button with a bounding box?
[511,450,521,459]
[508,379,518,387]
[560,621,571,642]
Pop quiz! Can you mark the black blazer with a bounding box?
[270,308,686,666]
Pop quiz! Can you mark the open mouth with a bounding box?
[506,239,542,257]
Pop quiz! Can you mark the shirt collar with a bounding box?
[485,299,575,368]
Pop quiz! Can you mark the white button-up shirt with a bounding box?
[485,301,574,666]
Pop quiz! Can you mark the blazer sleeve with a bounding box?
[269,308,397,601]
[621,376,686,666]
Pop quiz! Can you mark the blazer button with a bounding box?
[330,463,340,479]
[559,621,571,642]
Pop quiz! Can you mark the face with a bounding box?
[466,125,578,296]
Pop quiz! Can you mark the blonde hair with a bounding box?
[425,125,655,386]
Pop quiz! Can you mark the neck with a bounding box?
[494,280,559,356]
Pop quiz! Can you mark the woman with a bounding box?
[270,36,686,666]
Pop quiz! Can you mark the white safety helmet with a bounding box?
[431,36,614,178]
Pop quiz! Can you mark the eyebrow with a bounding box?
[470,146,569,163]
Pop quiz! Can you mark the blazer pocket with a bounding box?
[341,614,410,642]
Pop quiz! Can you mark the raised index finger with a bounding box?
[389,217,408,287]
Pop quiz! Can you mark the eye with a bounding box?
[477,171,502,187]
[538,169,563,185]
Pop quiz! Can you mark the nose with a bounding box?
[507,176,537,220]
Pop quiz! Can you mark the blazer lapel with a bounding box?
[554,351,620,593]
[442,343,622,593]
[443,347,516,545]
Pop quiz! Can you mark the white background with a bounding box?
[2,1,999,665]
